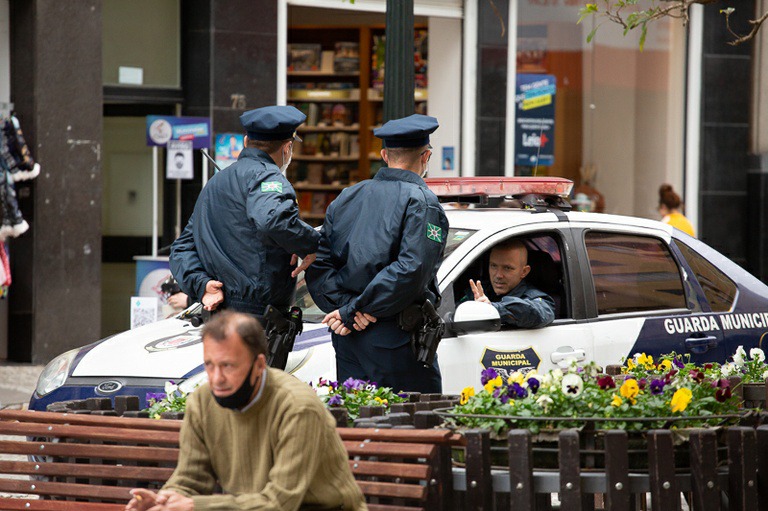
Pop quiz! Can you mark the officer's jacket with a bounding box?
[473,280,556,329]
[170,148,319,314]
[306,167,449,326]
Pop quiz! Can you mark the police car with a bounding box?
[29,177,768,409]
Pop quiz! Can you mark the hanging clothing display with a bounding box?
[0,113,39,297]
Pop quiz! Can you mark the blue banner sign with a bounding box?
[146,116,212,149]
[515,74,556,167]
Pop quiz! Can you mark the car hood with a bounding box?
[71,318,332,379]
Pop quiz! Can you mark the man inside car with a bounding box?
[468,239,555,328]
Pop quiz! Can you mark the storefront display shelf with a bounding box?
[288,71,360,78]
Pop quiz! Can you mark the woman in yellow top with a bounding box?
[658,184,695,237]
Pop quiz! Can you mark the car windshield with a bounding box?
[294,228,477,322]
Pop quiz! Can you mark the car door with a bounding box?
[571,224,727,367]
[436,224,596,395]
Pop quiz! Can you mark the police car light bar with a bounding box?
[425,177,573,199]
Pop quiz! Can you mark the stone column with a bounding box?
[8,0,102,363]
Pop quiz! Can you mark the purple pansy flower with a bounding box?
[146,392,167,403]
[673,357,684,369]
[342,378,366,392]
[509,382,527,399]
[480,367,498,386]
[328,394,343,406]
[597,376,616,390]
[650,379,665,395]
[527,377,540,394]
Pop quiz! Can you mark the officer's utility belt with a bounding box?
[263,305,303,370]
[397,300,445,367]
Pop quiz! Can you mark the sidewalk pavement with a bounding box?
[0,363,44,409]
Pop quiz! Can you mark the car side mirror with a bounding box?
[449,301,501,335]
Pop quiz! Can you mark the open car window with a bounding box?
[451,232,569,321]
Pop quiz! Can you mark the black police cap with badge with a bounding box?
[240,106,306,141]
[374,114,439,148]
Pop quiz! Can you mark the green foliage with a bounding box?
[316,377,406,422]
[144,381,190,419]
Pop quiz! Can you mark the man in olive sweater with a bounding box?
[126,312,366,511]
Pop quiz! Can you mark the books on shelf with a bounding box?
[334,42,360,73]
[288,44,321,71]
[371,30,429,90]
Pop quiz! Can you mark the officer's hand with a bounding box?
[323,310,351,336]
[202,280,224,311]
[469,280,491,304]
[167,292,189,309]
[125,488,158,510]
[291,253,316,278]
[353,312,377,331]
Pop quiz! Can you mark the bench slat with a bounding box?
[349,460,430,480]
[0,440,178,463]
[0,501,123,511]
[0,460,175,482]
[367,505,424,511]
[343,441,435,459]
[338,428,454,444]
[0,478,133,501]
[355,480,427,500]
[0,410,181,432]
[0,422,179,446]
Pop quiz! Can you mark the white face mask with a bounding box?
[280,144,292,175]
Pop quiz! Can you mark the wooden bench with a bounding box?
[0,409,457,511]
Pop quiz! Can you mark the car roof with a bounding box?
[444,207,675,237]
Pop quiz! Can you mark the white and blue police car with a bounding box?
[30,177,768,409]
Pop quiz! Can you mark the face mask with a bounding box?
[212,359,259,410]
[280,145,292,176]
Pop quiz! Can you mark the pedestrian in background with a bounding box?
[658,183,695,237]
[307,114,448,393]
[170,106,320,320]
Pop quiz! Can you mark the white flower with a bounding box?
[164,381,178,395]
[536,394,553,409]
[561,373,584,397]
[551,369,564,381]
[750,348,766,363]
[539,373,553,387]
[733,346,747,367]
[763,370,768,380]
[721,363,736,377]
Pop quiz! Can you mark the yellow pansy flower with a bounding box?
[484,376,503,393]
[671,388,693,413]
[373,396,388,406]
[625,358,636,371]
[611,395,623,407]
[619,379,639,404]
[659,359,672,371]
[637,353,654,370]
[507,372,525,385]
[460,386,475,405]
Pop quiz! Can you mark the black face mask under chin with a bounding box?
[212,361,258,410]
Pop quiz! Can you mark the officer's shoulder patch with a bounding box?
[261,181,283,193]
[426,223,443,243]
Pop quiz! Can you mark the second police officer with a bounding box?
[307,114,449,393]
[170,105,320,322]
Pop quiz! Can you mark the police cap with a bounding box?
[374,114,439,148]
[240,106,306,141]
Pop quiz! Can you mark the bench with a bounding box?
[0,409,458,511]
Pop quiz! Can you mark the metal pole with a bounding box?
[202,148,210,187]
[383,0,415,122]
[152,146,159,257]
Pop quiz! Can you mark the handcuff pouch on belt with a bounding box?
[397,300,445,367]
[263,305,303,370]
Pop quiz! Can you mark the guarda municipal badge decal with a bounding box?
[426,223,442,243]
[480,346,541,378]
[145,334,202,353]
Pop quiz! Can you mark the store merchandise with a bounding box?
[288,44,322,71]
[334,42,359,73]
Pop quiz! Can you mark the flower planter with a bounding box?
[741,382,767,409]
[450,427,729,473]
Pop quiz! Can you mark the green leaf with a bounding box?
[587,27,598,43]
[639,24,647,51]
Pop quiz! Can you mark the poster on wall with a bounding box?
[215,133,244,169]
[166,140,193,179]
[515,74,556,167]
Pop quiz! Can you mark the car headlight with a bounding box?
[35,348,79,397]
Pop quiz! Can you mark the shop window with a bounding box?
[102,0,180,87]
[585,232,686,315]
[677,242,737,313]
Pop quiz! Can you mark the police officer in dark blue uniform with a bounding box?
[468,239,555,328]
[170,106,320,319]
[306,114,448,393]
